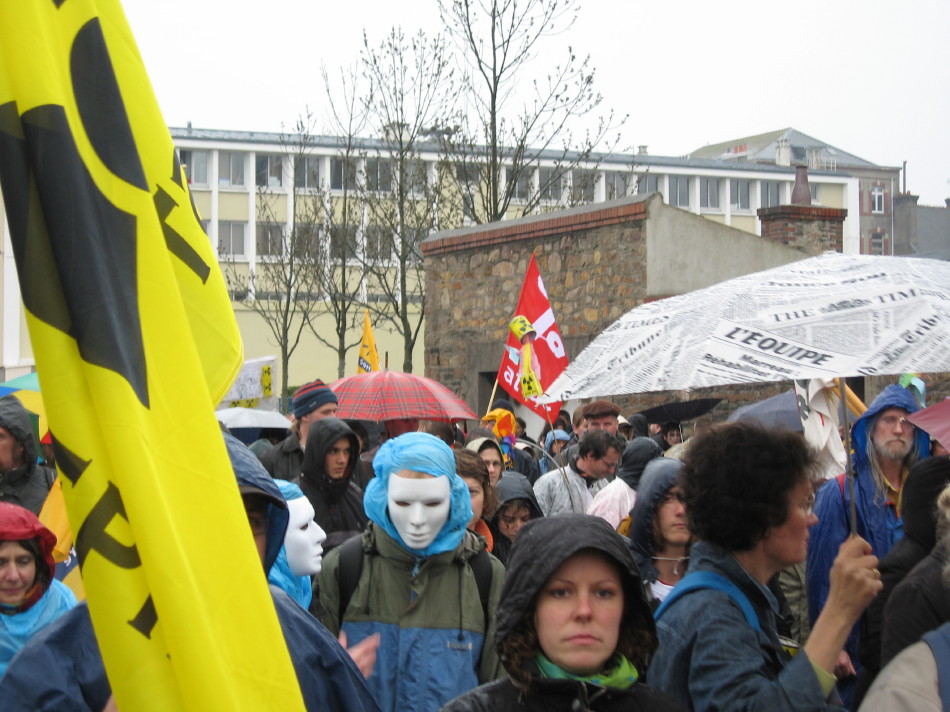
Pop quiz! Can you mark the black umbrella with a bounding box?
[726,390,802,432]
[636,398,722,424]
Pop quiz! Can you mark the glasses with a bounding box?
[798,493,816,517]
[878,414,916,430]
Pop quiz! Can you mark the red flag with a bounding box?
[497,255,568,421]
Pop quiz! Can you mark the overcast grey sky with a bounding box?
[126,0,950,204]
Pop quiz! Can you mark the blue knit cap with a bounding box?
[292,379,338,419]
[364,432,472,557]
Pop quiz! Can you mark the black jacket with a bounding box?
[297,418,367,552]
[258,431,303,481]
[616,438,663,491]
[0,395,55,514]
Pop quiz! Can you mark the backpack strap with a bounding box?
[922,622,950,710]
[336,534,365,623]
[468,548,493,626]
[655,570,760,632]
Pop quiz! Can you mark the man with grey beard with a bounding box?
[806,384,931,707]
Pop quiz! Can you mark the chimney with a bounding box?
[638,145,648,155]
[791,165,812,206]
[775,138,791,167]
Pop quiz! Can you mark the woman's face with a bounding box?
[534,551,624,676]
[477,446,504,486]
[461,476,485,528]
[497,503,532,541]
[0,541,37,605]
[550,440,566,456]
[761,479,818,571]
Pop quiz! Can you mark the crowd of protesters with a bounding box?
[1,378,949,711]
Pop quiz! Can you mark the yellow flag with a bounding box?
[0,2,304,710]
[357,309,380,373]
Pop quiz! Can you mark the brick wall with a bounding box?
[758,204,846,254]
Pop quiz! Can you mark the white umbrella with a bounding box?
[215,406,291,430]
[543,252,950,401]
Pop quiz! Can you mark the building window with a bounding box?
[761,180,782,208]
[605,172,633,200]
[365,158,393,192]
[330,158,358,191]
[292,223,320,260]
[218,152,245,187]
[256,222,283,257]
[700,177,720,209]
[871,185,885,214]
[511,166,532,200]
[329,225,357,261]
[730,179,751,211]
[256,155,283,188]
[539,167,565,201]
[218,221,246,256]
[456,164,480,186]
[294,156,321,189]
[179,149,209,185]
[638,173,661,195]
[571,169,598,203]
[364,225,392,262]
[669,175,690,207]
[870,230,886,255]
[810,183,820,204]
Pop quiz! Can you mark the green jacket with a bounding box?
[319,524,505,712]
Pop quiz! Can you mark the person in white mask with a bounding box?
[268,480,327,610]
[318,432,506,712]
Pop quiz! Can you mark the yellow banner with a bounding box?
[0,1,304,710]
[357,309,380,373]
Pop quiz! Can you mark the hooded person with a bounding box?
[489,471,544,566]
[0,395,56,515]
[298,417,368,553]
[441,514,682,712]
[268,480,328,610]
[0,502,77,676]
[852,455,950,706]
[319,432,506,712]
[538,429,571,475]
[587,437,664,530]
[260,379,339,481]
[627,458,691,606]
[807,384,929,699]
[0,435,380,712]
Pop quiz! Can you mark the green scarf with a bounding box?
[535,652,639,690]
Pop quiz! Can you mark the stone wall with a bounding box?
[758,204,846,254]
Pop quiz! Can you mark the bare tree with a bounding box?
[358,28,460,372]
[222,114,326,401]
[438,0,625,223]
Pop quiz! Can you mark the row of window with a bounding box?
[213,220,423,263]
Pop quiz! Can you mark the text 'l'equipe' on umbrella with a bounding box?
[331,371,477,422]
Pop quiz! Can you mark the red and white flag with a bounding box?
[497,255,568,421]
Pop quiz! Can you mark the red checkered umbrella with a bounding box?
[331,371,477,422]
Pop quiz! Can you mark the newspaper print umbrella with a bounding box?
[543,252,950,402]
[331,370,477,422]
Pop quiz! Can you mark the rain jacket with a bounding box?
[0,395,56,514]
[489,471,544,565]
[627,458,684,599]
[806,385,929,667]
[533,456,608,517]
[0,435,379,712]
[318,432,505,712]
[650,541,840,712]
[442,514,681,712]
[0,502,77,676]
[587,438,663,529]
[258,430,304,481]
[298,418,367,552]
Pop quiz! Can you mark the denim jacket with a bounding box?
[648,541,841,712]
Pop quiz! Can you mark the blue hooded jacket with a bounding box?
[0,434,379,712]
[806,384,930,665]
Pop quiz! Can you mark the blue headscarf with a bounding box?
[267,480,313,609]
[363,432,472,558]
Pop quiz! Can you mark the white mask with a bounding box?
[387,472,451,551]
[284,497,327,576]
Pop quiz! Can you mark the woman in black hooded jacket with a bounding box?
[441,514,683,712]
